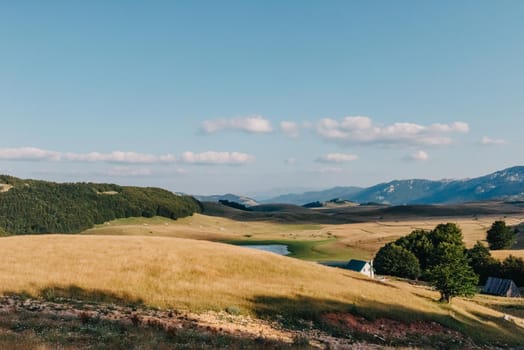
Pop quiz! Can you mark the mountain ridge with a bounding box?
[257,166,524,205]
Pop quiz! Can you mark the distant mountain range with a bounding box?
[260,166,524,205]
[199,166,524,206]
[194,193,259,207]
[260,186,364,205]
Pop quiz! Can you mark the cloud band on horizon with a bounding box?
[0,147,254,166]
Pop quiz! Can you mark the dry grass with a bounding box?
[1,234,523,346]
[83,214,326,242]
[0,184,13,193]
[0,235,430,313]
[322,216,524,259]
[84,214,524,261]
[491,249,524,260]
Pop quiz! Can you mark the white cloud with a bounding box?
[0,147,62,161]
[0,147,177,164]
[63,151,177,163]
[451,122,470,133]
[429,122,469,133]
[316,153,359,163]
[0,147,256,167]
[316,116,469,146]
[201,115,273,134]
[408,150,430,161]
[285,157,297,165]
[481,136,507,145]
[181,151,254,165]
[340,116,373,130]
[280,121,300,137]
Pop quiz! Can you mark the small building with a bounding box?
[481,277,521,298]
[346,259,374,279]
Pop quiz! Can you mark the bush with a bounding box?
[225,306,241,315]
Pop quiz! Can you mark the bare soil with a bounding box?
[0,295,477,349]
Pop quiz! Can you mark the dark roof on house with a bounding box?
[319,261,349,268]
[482,277,521,297]
[346,259,369,272]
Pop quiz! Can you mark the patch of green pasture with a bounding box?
[224,238,365,261]
[311,240,371,261]
[96,216,176,226]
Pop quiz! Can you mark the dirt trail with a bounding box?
[0,295,477,349]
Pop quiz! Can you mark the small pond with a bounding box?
[241,244,290,256]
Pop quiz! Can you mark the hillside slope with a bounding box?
[0,234,522,348]
[202,200,524,226]
[0,175,201,234]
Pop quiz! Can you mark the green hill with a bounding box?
[0,175,202,234]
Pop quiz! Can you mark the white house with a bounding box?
[346,259,375,279]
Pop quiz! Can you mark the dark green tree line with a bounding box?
[0,177,202,234]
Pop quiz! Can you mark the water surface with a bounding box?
[242,244,290,255]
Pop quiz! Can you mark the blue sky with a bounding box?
[0,1,523,196]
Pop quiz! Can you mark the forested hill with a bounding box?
[0,175,202,234]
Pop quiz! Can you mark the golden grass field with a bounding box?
[83,213,524,261]
[2,212,523,347]
[1,234,524,346]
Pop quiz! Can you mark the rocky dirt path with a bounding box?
[0,295,370,349]
[0,295,476,349]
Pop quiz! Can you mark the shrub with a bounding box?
[225,306,241,315]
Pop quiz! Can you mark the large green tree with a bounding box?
[374,243,421,279]
[486,220,515,250]
[428,223,464,246]
[393,223,466,275]
[395,229,433,271]
[427,243,478,303]
[374,222,481,302]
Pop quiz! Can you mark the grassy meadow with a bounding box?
[83,213,524,261]
[3,212,524,347]
[1,234,524,347]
